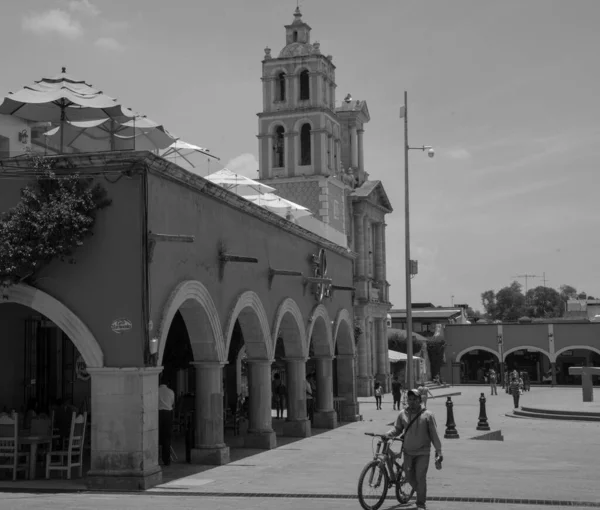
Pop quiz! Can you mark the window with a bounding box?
[277,72,286,101]
[299,70,310,100]
[293,31,298,42]
[300,123,311,165]
[273,126,285,168]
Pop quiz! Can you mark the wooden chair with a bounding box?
[30,414,53,464]
[45,412,87,480]
[0,413,29,480]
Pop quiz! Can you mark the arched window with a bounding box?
[293,31,298,42]
[273,126,285,168]
[277,72,286,101]
[299,70,310,101]
[300,123,311,166]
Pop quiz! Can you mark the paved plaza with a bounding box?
[0,385,598,509]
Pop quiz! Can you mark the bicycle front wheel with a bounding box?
[394,462,414,504]
[357,460,389,510]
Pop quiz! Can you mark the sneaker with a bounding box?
[416,505,426,510]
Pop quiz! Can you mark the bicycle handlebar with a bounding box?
[364,432,397,440]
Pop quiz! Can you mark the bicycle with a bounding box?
[357,432,414,510]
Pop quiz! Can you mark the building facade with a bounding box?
[0,150,360,490]
[257,8,393,394]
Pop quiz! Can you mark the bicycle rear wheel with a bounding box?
[394,462,414,504]
[357,460,389,510]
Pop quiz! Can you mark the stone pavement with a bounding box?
[1,493,599,510]
[1,386,598,509]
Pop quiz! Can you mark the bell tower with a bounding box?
[257,8,350,232]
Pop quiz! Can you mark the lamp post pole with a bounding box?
[404,90,414,390]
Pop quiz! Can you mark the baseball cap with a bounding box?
[406,389,421,398]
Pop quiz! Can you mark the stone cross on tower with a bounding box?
[568,366,600,402]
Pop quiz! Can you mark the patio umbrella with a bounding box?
[42,116,178,153]
[0,67,133,152]
[242,192,312,220]
[206,168,275,195]
[160,140,220,168]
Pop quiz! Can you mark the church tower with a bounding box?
[258,7,356,237]
[258,8,393,397]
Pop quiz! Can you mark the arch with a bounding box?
[156,280,225,366]
[307,304,333,357]
[333,308,354,356]
[455,345,500,363]
[299,69,310,100]
[224,291,273,360]
[1,283,103,367]
[503,345,552,362]
[555,345,600,361]
[300,123,311,166]
[271,297,307,359]
[273,125,285,168]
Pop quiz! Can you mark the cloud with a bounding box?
[67,0,100,16]
[104,20,130,31]
[22,9,83,39]
[94,37,125,51]
[224,153,259,178]
[446,148,472,160]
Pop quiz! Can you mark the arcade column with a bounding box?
[244,359,276,449]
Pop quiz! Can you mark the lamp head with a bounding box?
[427,147,435,158]
[344,93,352,103]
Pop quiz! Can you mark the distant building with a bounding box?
[389,303,470,336]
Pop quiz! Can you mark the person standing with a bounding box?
[488,368,498,395]
[374,382,383,410]
[509,374,524,409]
[417,385,433,408]
[385,389,443,510]
[305,374,314,423]
[391,376,402,410]
[272,373,286,419]
[158,377,175,466]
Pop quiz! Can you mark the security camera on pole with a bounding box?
[400,91,434,389]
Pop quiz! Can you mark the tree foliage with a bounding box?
[0,154,111,286]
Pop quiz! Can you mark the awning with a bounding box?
[388,350,422,363]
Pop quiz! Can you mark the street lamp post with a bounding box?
[402,90,434,390]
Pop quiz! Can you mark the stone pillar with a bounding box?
[282,358,311,437]
[190,362,229,465]
[244,360,276,449]
[357,128,365,174]
[356,317,370,397]
[336,354,361,421]
[350,125,359,168]
[374,223,384,283]
[551,361,557,386]
[285,131,296,176]
[86,367,162,491]
[313,356,337,429]
[381,223,388,301]
[375,319,388,391]
[353,212,365,278]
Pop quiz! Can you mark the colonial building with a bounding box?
[257,8,393,394]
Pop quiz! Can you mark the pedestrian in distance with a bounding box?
[385,389,443,510]
[488,368,498,395]
[272,372,286,419]
[391,375,402,410]
[417,385,433,408]
[509,374,524,409]
[374,381,383,410]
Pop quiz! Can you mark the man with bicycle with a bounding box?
[385,389,443,510]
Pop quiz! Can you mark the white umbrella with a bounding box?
[0,67,133,152]
[160,140,220,168]
[206,168,275,195]
[43,116,177,153]
[242,192,312,220]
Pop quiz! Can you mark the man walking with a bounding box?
[386,389,443,510]
[158,377,175,466]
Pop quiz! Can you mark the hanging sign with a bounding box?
[75,354,90,381]
[111,318,132,334]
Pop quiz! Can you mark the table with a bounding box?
[19,434,52,480]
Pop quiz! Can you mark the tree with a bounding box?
[465,306,481,319]
[481,290,498,319]
[525,286,562,318]
[559,285,577,301]
[495,281,526,321]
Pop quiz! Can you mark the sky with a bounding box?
[1,0,599,312]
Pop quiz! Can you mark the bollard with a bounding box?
[444,396,460,439]
[476,393,490,431]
